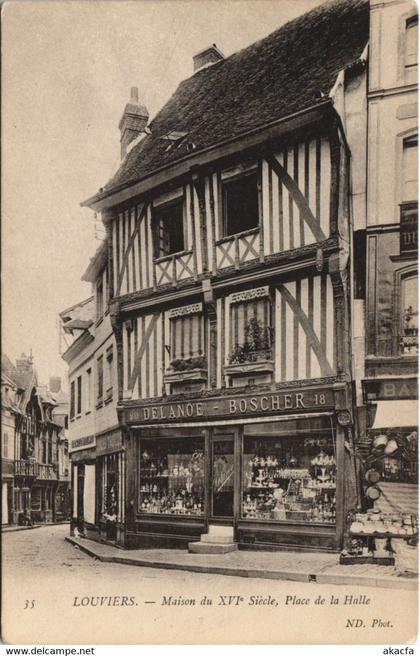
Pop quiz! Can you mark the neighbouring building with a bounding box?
[359,0,418,521]
[60,252,121,542]
[1,354,71,525]
[65,0,384,552]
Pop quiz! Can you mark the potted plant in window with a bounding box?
[163,355,208,385]
[225,318,274,377]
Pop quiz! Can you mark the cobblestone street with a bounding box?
[2,525,417,645]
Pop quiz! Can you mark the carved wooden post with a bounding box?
[192,172,208,274]
[109,300,124,402]
[202,279,217,388]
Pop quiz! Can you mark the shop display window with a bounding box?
[242,433,336,524]
[139,437,205,515]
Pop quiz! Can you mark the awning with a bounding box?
[372,400,418,429]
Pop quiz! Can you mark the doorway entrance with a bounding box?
[211,435,234,521]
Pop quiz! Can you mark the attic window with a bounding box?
[154,198,185,258]
[161,131,188,152]
[222,171,259,237]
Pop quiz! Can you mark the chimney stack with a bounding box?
[119,87,149,159]
[193,44,224,72]
[49,376,62,393]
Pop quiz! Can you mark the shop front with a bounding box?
[343,378,419,565]
[123,383,356,552]
[70,429,125,544]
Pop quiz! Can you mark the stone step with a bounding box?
[200,534,234,544]
[188,541,238,554]
[207,524,234,538]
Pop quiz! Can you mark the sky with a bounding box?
[3,0,324,388]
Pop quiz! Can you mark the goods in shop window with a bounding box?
[242,439,337,524]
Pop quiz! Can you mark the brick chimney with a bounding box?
[118,87,149,159]
[193,44,224,72]
[49,376,61,393]
[15,352,33,372]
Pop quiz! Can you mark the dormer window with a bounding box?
[154,198,185,257]
[222,170,259,237]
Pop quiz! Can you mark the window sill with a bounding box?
[216,226,260,246]
[365,354,418,363]
[154,249,192,264]
[85,410,91,416]
[390,253,417,262]
[96,400,103,410]
[163,368,208,384]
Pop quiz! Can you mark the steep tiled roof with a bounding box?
[97,0,369,200]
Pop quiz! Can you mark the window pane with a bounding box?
[171,314,204,362]
[242,434,336,523]
[401,275,418,355]
[139,437,205,515]
[224,172,259,236]
[373,430,418,484]
[230,298,272,363]
[97,357,104,399]
[77,376,82,415]
[70,382,75,419]
[154,201,185,257]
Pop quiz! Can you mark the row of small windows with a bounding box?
[154,171,259,258]
[70,348,113,420]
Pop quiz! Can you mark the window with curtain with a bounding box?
[97,356,104,401]
[70,381,75,420]
[229,289,272,364]
[154,198,185,257]
[169,306,205,368]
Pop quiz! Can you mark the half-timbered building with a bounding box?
[74,0,371,551]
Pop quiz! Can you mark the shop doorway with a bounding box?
[211,436,234,521]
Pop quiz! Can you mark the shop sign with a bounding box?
[365,378,417,401]
[96,430,123,456]
[69,434,96,453]
[125,387,334,425]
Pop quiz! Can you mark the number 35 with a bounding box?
[24,600,35,609]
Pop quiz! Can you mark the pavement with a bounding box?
[2,521,69,533]
[66,533,418,591]
[3,524,418,644]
